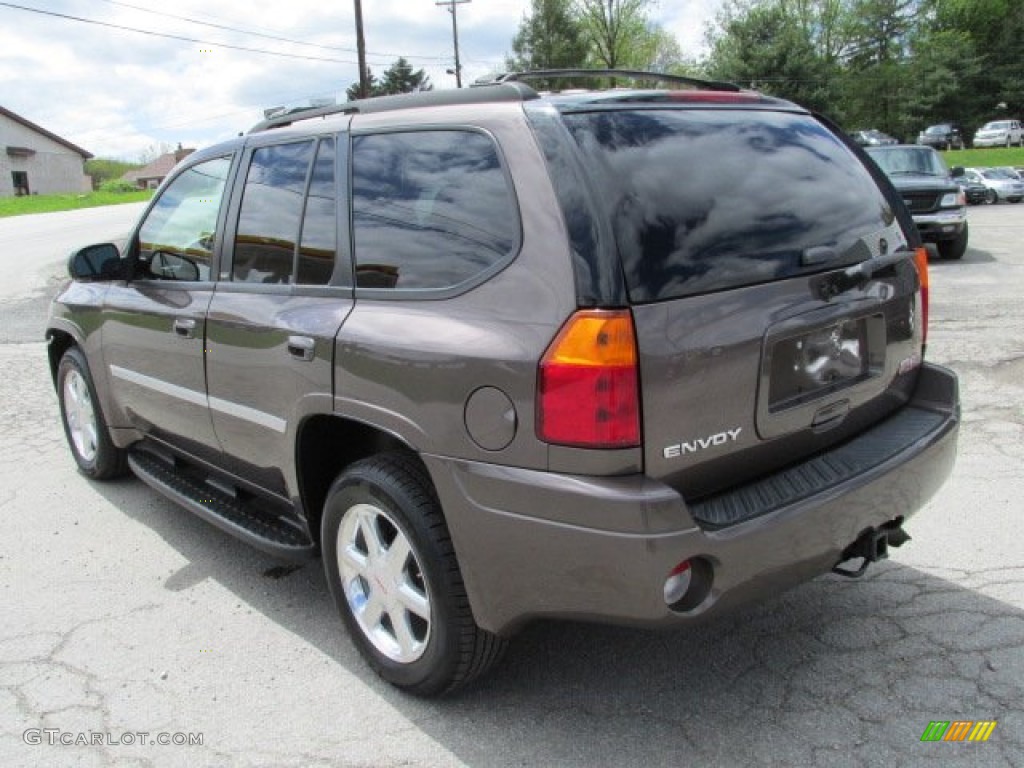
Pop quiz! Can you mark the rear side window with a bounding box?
[562,109,900,302]
[233,141,315,284]
[297,139,337,285]
[351,130,518,291]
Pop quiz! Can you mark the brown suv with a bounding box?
[47,71,960,695]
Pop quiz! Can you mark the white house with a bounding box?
[0,106,92,197]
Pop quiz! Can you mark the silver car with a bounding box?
[972,120,1023,148]
[966,167,1024,203]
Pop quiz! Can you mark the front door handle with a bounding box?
[287,335,315,361]
[173,317,197,338]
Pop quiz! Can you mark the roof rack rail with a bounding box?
[475,69,742,93]
[249,82,540,133]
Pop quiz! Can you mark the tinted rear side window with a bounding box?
[562,109,899,302]
[351,130,518,291]
[233,141,315,284]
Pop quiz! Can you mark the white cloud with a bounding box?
[1,0,722,160]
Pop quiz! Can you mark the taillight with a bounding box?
[914,245,929,347]
[537,310,640,448]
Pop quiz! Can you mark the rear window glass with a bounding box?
[562,109,899,302]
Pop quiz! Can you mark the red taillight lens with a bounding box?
[538,310,640,448]
[914,245,929,347]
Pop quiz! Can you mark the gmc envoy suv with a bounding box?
[47,70,960,695]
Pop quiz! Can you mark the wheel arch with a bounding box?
[45,328,80,389]
[295,414,427,546]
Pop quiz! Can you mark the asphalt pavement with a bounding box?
[0,203,1021,767]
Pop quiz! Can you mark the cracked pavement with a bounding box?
[0,204,1021,766]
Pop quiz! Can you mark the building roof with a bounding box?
[123,148,195,183]
[0,105,93,159]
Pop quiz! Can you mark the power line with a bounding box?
[0,1,371,65]
[92,0,448,62]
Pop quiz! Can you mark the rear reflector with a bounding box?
[538,310,640,448]
[914,245,929,347]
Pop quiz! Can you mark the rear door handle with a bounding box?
[173,317,197,338]
[287,335,315,361]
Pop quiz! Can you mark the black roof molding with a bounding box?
[249,83,540,133]
[477,69,742,93]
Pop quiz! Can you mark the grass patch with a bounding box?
[0,189,152,218]
[939,146,1024,168]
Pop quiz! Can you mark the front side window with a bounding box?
[351,130,518,291]
[137,156,231,281]
[233,141,315,284]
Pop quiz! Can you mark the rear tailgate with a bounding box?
[561,106,924,505]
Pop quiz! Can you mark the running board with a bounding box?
[128,448,316,562]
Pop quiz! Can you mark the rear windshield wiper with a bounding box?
[814,249,914,301]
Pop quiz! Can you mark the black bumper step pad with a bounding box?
[690,406,948,529]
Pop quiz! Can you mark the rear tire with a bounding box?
[57,347,128,479]
[321,452,506,696]
[937,224,968,261]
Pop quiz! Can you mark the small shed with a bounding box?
[0,105,93,196]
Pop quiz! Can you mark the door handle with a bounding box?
[173,317,197,338]
[287,335,315,361]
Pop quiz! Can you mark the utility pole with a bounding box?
[436,0,470,88]
[354,0,369,98]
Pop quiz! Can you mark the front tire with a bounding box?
[57,347,128,479]
[321,452,506,696]
[937,224,968,261]
[985,188,998,205]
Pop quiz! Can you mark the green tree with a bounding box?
[706,1,838,115]
[84,158,142,190]
[506,0,589,73]
[926,0,1024,123]
[346,58,432,101]
[574,0,653,69]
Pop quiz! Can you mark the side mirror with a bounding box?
[950,166,965,177]
[68,243,122,281]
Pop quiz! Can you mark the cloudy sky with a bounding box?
[1,0,721,161]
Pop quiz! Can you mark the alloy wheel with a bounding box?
[63,368,98,463]
[337,502,431,663]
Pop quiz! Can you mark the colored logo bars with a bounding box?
[920,721,997,742]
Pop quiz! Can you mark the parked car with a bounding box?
[864,145,969,259]
[47,70,960,695]
[916,123,964,150]
[966,167,1024,203]
[851,128,898,146]
[954,174,989,205]
[971,119,1023,148]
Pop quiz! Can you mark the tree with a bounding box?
[85,158,142,190]
[346,58,432,101]
[574,0,652,70]
[706,1,838,115]
[506,0,589,73]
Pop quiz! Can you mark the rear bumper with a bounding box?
[426,364,959,635]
